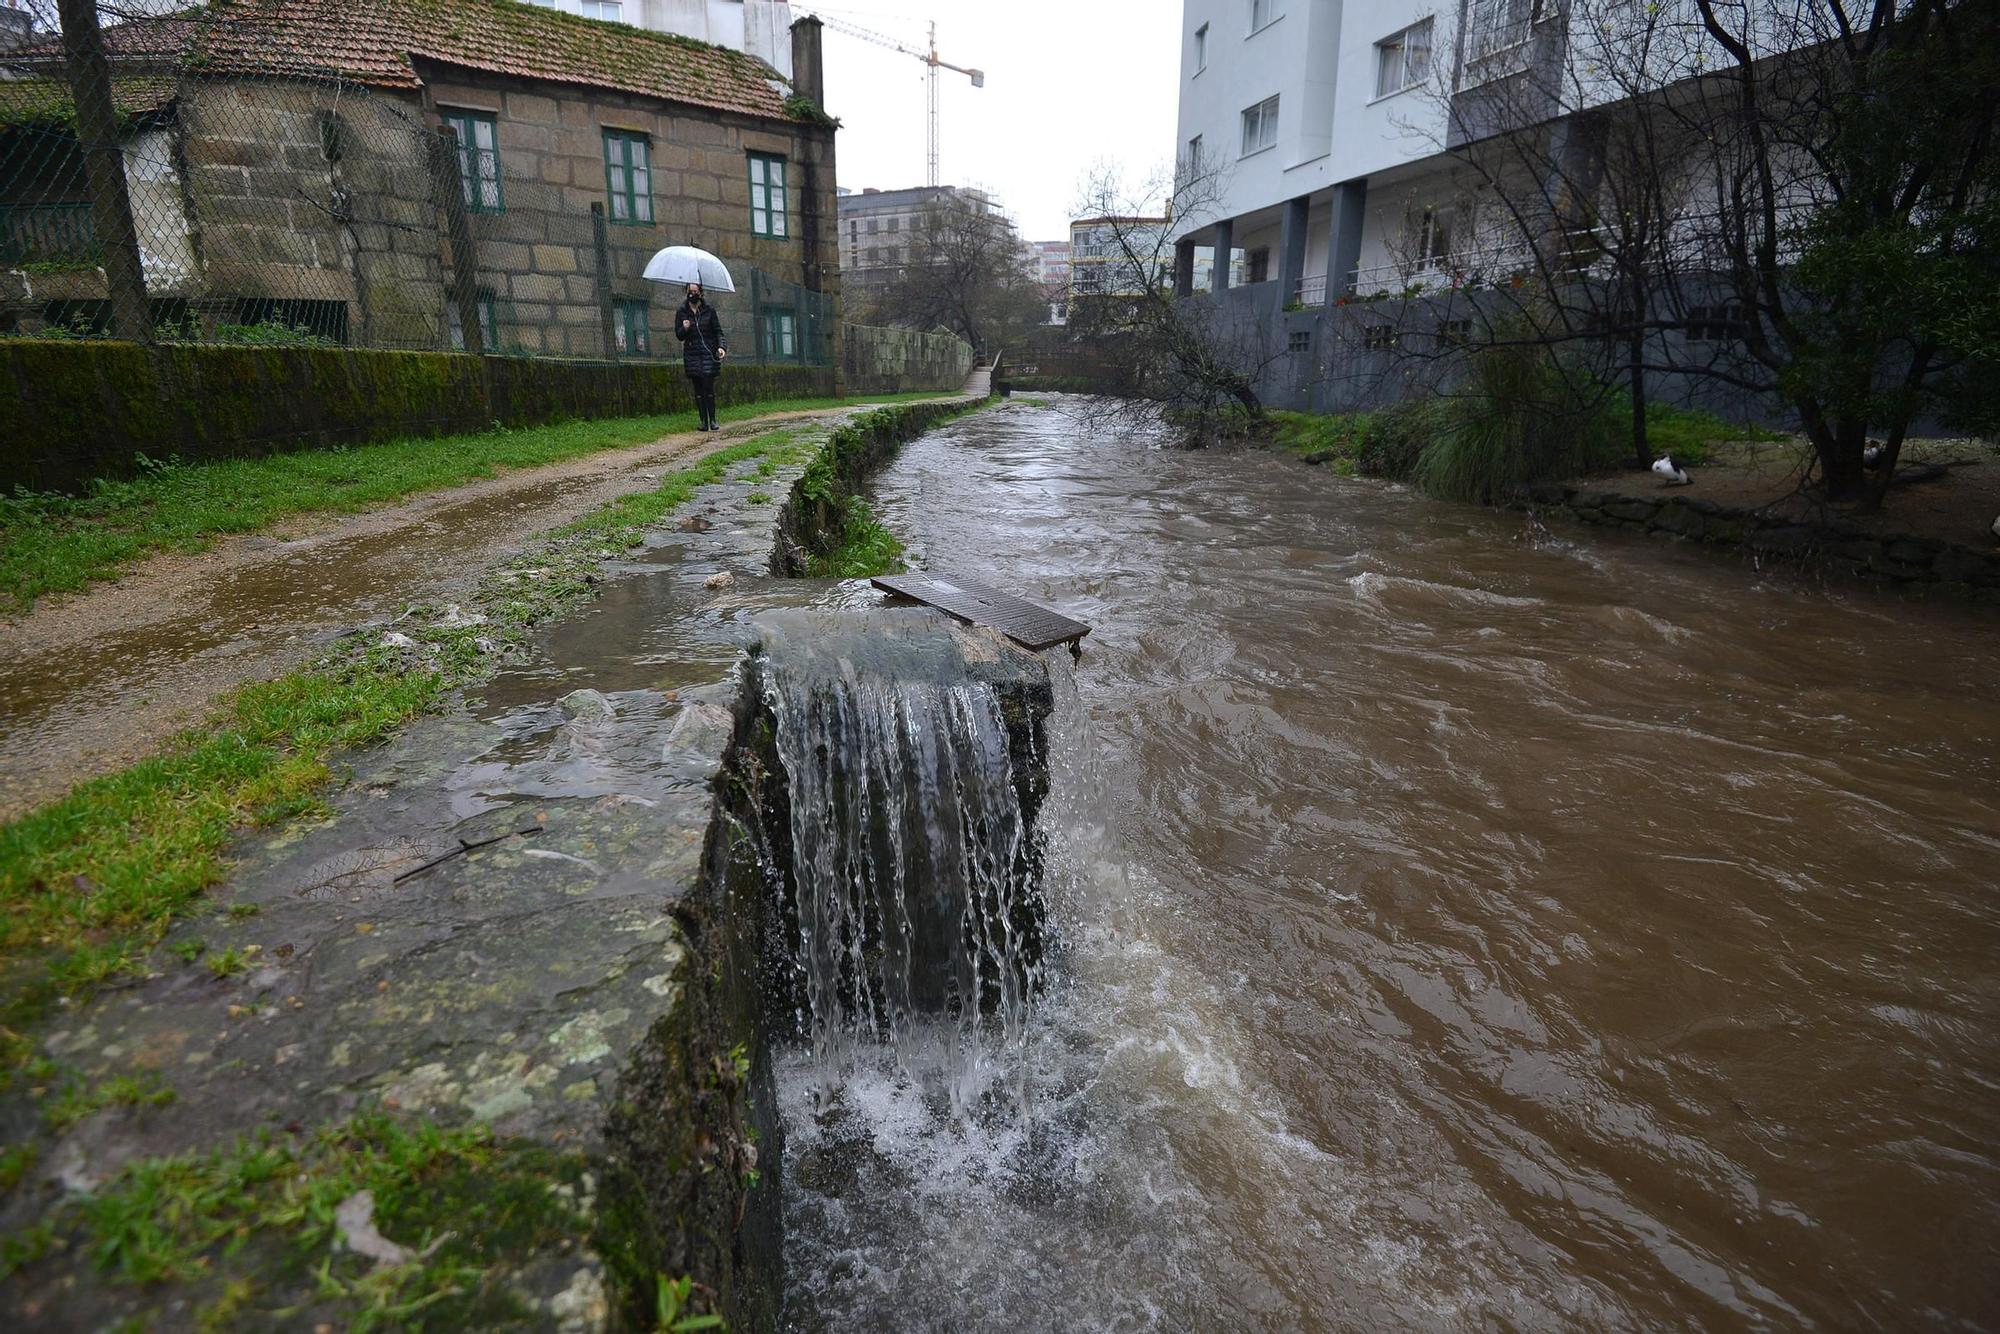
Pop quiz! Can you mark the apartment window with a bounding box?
[867,217,880,234]
[581,0,622,19]
[602,130,653,224]
[748,153,788,237]
[1467,0,1541,62]
[1287,329,1311,354]
[759,309,797,360]
[613,298,649,355]
[1249,0,1282,34]
[1187,134,1203,171]
[1361,324,1396,350]
[1246,248,1270,283]
[1240,95,1279,156]
[867,247,882,264]
[886,215,900,234]
[449,287,500,351]
[1409,206,1455,269]
[1375,18,1433,98]
[441,108,502,213]
[1685,303,1746,342]
[1436,318,1473,347]
[1194,22,1208,71]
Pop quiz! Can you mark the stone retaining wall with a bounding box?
[1522,483,2000,603]
[841,323,972,395]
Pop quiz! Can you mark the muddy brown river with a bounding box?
[776,400,2000,1330]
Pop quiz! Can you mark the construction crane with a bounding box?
[806,11,983,187]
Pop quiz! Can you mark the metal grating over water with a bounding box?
[871,573,1091,652]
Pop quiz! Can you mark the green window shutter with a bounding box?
[748,153,787,238]
[604,132,652,225]
[443,110,502,213]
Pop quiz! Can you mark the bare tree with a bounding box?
[868,195,1044,356]
[1064,159,1282,439]
[1366,0,1997,506]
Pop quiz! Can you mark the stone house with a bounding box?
[0,0,840,363]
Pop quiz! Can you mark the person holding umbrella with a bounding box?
[675,282,727,431]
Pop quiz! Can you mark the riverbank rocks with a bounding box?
[1519,483,2000,602]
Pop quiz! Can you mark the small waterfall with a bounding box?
[747,612,1049,1112]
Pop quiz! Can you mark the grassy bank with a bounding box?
[0,392,945,613]
[0,426,816,1084]
[1264,396,1784,489]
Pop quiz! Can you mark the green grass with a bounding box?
[0,425,813,1084]
[1265,410,1375,476]
[806,499,905,578]
[0,392,949,613]
[0,1113,594,1330]
[1628,398,1786,466]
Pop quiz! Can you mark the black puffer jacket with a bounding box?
[674,299,726,377]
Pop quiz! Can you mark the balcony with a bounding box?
[0,202,101,267]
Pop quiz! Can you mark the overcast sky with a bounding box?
[798,1,1183,240]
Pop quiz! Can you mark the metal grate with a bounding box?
[871,572,1090,653]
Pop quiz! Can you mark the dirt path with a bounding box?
[0,407,859,819]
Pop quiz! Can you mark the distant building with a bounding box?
[1067,216,1171,300]
[836,183,1003,301]
[1027,239,1069,324]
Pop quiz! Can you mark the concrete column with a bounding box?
[1173,238,1195,298]
[1322,178,1367,308]
[1276,193,1310,312]
[1211,217,1233,293]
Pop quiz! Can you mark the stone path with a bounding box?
[0,406,864,819]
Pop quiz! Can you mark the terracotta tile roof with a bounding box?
[0,76,179,126]
[7,13,206,63]
[187,0,796,121]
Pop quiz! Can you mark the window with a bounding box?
[450,288,500,351]
[1375,18,1433,97]
[1685,303,1746,342]
[1194,22,1208,71]
[1240,95,1279,156]
[867,247,882,264]
[613,298,649,355]
[1408,206,1455,269]
[1187,134,1203,171]
[759,309,797,360]
[1467,0,1541,61]
[1361,324,1396,350]
[1249,0,1282,33]
[441,108,502,213]
[581,0,622,18]
[1435,318,1472,347]
[602,130,652,224]
[1287,329,1311,354]
[866,218,879,234]
[748,153,788,237]
[1246,248,1270,283]
[886,216,900,234]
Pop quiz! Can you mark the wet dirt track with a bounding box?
[0,411,852,818]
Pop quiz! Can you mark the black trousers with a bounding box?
[688,373,718,422]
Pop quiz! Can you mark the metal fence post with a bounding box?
[590,202,616,358]
[429,128,484,354]
[57,0,150,343]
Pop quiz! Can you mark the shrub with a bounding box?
[1411,341,1623,504]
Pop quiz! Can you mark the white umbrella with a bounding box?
[643,245,737,294]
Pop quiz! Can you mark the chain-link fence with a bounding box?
[0,0,831,365]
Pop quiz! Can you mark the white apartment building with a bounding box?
[1171,0,1811,306]
[525,0,794,76]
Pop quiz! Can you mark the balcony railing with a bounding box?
[0,202,101,266]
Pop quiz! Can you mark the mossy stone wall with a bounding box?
[0,339,836,492]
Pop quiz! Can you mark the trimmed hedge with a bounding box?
[0,340,836,492]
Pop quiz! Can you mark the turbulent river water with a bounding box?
[776,399,2000,1330]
